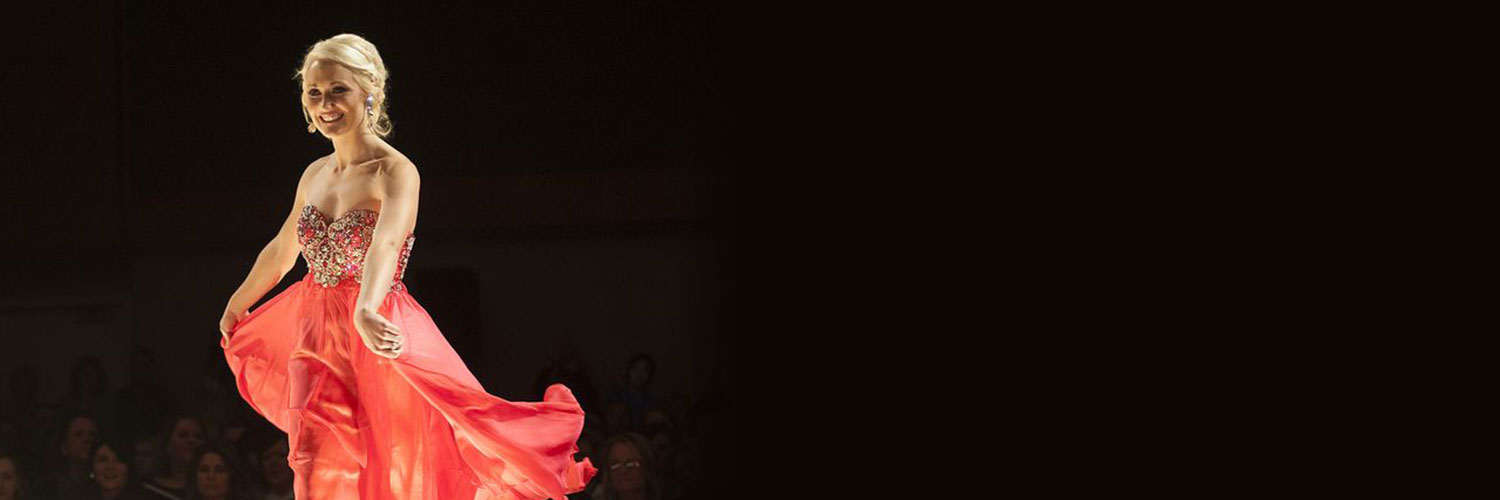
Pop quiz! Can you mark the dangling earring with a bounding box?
[303,107,317,134]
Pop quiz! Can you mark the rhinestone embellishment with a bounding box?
[298,204,415,290]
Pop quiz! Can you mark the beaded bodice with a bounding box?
[297,204,415,291]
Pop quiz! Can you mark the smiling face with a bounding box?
[195,452,229,499]
[92,445,129,492]
[302,60,373,138]
[607,441,646,494]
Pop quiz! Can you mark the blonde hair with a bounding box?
[294,33,394,137]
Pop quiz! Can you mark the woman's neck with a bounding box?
[330,132,383,170]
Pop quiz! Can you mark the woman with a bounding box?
[594,433,664,500]
[35,412,100,500]
[254,438,292,500]
[142,416,205,500]
[181,442,251,500]
[83,435,152,500]
[218,33,596,499]
[0,451,26,500]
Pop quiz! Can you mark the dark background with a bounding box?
[1,0,749,497]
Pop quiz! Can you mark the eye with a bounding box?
[307,89,320,96]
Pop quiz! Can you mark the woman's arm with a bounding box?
[351,159,419,358]
[355,159,419,311]
[222,160,320,321]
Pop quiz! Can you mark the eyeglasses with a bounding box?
[609,460,642,472]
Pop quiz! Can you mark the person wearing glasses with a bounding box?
[596,432,664,500]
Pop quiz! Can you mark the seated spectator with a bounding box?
[83,434,153,500]
[142,416,205,500]
[595,432,664,500]
[254,437,291,500]
[183,441,252,500]
[1,450,28,500]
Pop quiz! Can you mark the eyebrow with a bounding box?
[306,81,348,87]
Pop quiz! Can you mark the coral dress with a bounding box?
[221,204,597,500]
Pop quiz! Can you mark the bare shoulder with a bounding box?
[303,154,333,178]
[378,151,420,180]
[294,155,332,195]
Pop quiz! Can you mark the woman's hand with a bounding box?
[354,308,405,359]
[219,309,246,343]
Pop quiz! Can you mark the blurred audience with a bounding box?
[611,353,660,431]
[4,347,726,499]
[61,358,114,426]
[114,350,179,444]
[533,344,602,416]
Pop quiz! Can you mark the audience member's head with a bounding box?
[665,390,698,438]
[184,441,251,500]
[90,434,138,497]
[56,412,100,464]
[258,437,292,494]
[155,415,205,476]
[69,355,109,398]
[641,406,675,462]
[130,348,156,386]
[601,432,663,500]
[131,433,160,479]
[0,451,25,500]
[625,353,655,391]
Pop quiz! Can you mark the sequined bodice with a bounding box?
[297,204,415,290]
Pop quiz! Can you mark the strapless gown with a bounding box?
[221,204,597,500]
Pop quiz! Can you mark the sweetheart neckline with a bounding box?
[302,204,416,238]
[304,203,378,223]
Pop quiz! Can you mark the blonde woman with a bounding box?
[218,33,596,499]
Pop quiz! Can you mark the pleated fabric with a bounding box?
[222,273,597,499]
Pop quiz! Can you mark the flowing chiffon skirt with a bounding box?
[221,273,597,499]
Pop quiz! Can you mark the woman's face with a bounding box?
[64,417,99,461]
[302,59,371,138]
[133,438,158,476]
[261,440,292,487]
[195,452,229,499]
[92,445,129,492]
[607,441,646,494]
[168,419,204,463]
[628,360,652,388]
[0,457,18,500]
